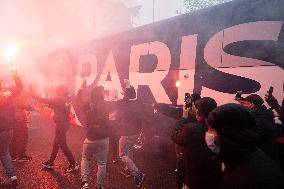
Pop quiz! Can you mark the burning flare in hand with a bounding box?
[3,43,19,62]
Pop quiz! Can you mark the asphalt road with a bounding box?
[0,113,177,189]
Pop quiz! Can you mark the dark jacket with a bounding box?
[86,101,109,141]
[13,91,34,123]
[221,148,284,189]
[208,104,284,189]
[252,105,279,162]
[171,119,222,189]
[123,86,136,100]
[0,75,23,132]
[76,87,91,112]
[116,100,146,136]
[154,103,182,119]
[154,103,196,122]
[33,95,71,123]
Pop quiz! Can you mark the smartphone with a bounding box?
[268,86,273,97]
[184,93,191,108]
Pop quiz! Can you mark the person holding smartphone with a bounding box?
[171,97,222,189]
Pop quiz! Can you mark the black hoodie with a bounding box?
[32,95,71,123]
[116,99,146,136]
[208,104,284,189]
[85,100,109,141]
[252,105,279,163]
[171,120,222,189]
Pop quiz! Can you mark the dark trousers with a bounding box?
[109,121,119,159]
[49,122,76,165]
[10,121,28,158]
[279,142,284,172]
[176,155,186,189]
[175,144,186,189]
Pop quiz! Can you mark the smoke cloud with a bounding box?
[0,0,135,84]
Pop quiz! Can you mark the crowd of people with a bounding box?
[0,72,147,189]
[1,69,284,189]
[167,91,284,189]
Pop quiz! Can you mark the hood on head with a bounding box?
[208,103,259,164]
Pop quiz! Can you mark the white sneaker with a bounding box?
[9,176,18,188]
[66,163,79,173]
[10,176,17,182]
[81,182,90,189]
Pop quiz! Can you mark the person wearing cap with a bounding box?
[207,104,284,189]
[264,84,284,171]
[171,97,222,189]
[29,85,79,172]
[241,94,279,163]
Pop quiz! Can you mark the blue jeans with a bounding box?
[119,135,140,177]
[0,130,16,178]
[81,137,109,187]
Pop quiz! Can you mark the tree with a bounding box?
[183,0,233,13]
[93,1,141,37]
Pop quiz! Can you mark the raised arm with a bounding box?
[29,92,59,109]
[0,72,23,106]
[7,69,23,97]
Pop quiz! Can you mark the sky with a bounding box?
[0,0,233,47]
[0,0,235,87]
[0,0,233,68]
[0,0,184,57]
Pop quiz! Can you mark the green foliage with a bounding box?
[183,0,233,13]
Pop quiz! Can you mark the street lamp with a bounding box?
[152,0,155,23]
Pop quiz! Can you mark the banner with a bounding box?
[39,0,284,107]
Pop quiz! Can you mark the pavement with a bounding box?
[0,113,177,189]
